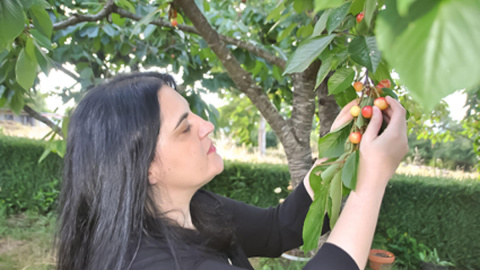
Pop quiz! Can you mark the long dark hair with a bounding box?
[57,72,234,270]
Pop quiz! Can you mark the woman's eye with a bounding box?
[183,125,191,133]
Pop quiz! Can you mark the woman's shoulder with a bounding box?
[128,234,231,270]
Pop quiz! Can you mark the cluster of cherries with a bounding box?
[170,5,178,27]
[348,79,391,144]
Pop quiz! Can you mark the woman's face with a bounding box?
[148,86,223,193]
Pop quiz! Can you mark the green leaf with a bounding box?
[276,22,297,43]
[326,2,352,34]
[302,181,328,252]
[364,0,376,27]
[318,120,353,158]
[380,88,398,99]
[111,13,126,26]
[369,60,392,83]
[34,42,51,74]
[9,88,24,114]
[348,35,381,73]
[396,0,416,16]
[355,112,364,128]
[315,56,332,89]
[327,67,355,95]
[342,150,359,189]
[15,39,37,90]
[315,0,344,13]
[321,161,341,182]
[376,0,480,111]
[31,29,52,50]
[266,1,285,22]
[312,9,331,37]
[30,3,52,38]
[283,34,335,75]
[334,86,358,107]
[349,0,366,14]
[329,171,342,228]
[0,0,25,50]
[203,0,210,12]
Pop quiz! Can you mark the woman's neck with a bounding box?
[155,186,197,229]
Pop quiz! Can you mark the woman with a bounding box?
[57,72,408,270]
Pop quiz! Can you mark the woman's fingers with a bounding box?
[330,99,358,132]
[362,105,383,142]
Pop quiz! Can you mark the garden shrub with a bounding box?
[0,136,62,215]
[205,161,291,208]
[375,174,480,269]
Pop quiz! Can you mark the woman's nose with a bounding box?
[199,118,214,138]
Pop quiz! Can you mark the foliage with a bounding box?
[372,229,429,269]
[375,174,480,269]
[0,136,62,216]
[205,161,291,208]
[419,248,455,267]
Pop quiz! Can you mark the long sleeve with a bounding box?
[215,182,330,257]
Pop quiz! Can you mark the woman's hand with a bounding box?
[330,99,358,132]
[356,96,409,192]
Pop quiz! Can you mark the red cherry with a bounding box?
[349,132,362,144]
[374,97,389,110]
[171,19,178,27]
[379,79,391,88]
[353,81,364,92]
[362,106,373,119]
[356,12,364,23]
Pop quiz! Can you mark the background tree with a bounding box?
[0,0,479,186]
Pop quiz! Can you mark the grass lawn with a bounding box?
[0,212,56,270]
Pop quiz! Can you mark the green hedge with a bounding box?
[0,136,62,215]
[1,136,479,268]
[205,162,291,208]
[375,174,480,270]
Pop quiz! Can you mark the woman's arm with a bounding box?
[323,96,408,268]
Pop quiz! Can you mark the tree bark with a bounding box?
[258,116,266,157]
[317,73,340,137]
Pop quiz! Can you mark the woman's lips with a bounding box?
[207,143,216,154]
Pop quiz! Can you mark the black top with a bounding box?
[128,182,359,269]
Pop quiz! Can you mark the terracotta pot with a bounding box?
[368,249,395,270]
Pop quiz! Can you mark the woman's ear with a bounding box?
[148,169,158,185]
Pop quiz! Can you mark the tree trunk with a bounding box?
[317,73,340,137]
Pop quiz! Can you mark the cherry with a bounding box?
[362,106,373,119]
[350,105,361,117]
[376,79,391,92]
[374,97,389,110]
[356,12,364,23]
[171,19,178,27]
[353,81,363,92]
[349,132,362,144]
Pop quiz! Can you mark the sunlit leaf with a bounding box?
[327,67,355,95]
[326,2,352,34]
[283,35,335,75]
[0,0,25,50]
[318,121,353,158]
[349,35,381,73]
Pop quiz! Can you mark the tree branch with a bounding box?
[53,0,115,30]
[173,0,291,145]
[23,105,64,138]
[54,62,81,83]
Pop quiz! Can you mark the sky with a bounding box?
[38,68,468,121]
